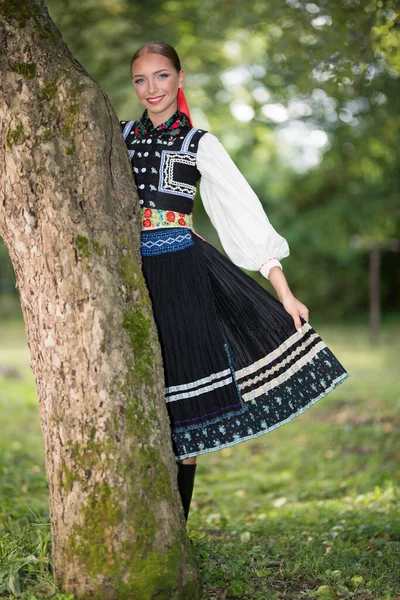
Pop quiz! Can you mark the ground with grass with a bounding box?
[0,316,399,599]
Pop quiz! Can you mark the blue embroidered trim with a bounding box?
[122,120,135,141]
[140,227,194,256]
[181,128,198,152]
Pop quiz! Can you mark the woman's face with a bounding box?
[131,53,185,126]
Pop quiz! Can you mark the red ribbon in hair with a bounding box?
[177,88,193,126]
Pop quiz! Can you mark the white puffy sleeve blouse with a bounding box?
[196,132,290,280]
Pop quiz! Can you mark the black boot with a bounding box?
[177,463,197,522]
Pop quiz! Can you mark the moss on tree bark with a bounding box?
[0,1,200,597]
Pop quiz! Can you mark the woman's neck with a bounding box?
[148,104,178,128]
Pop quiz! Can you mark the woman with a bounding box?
[120,41,349,523]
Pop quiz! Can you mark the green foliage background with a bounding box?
[1,5,399,598]
[1,0,399,319]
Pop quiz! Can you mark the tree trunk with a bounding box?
[0,2,200,598]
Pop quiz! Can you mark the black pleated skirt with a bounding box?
[140,226,349,460]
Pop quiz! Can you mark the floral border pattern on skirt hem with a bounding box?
[171,345,349,460]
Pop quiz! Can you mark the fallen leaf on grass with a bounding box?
[366,541,377,551]
[330,570,342,578]
[316,585,335,598]
[255,568,271,577]
[273,497,287,508]
[350,575,364,586]
[335,583,353,597]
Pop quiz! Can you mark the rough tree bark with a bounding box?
[0,1,200,598]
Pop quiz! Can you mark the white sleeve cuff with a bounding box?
[258,258,283,280]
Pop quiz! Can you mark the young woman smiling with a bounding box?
[120,41,349,524]
[132,52,185,126]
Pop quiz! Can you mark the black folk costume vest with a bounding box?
[120,108,208,234]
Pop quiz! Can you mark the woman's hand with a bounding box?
[267,266,309,330]
[280,292,309,330]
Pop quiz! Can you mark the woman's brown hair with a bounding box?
[130,41,181,77]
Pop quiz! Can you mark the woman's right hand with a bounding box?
[268,267,309,330]
[281,291,309,331]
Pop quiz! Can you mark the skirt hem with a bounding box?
[173,370,349,460]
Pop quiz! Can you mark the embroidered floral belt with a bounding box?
[140,227,194,256]
[141,207,193,231]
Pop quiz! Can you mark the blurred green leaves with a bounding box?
[2,0,399,318]
[43,0,400,316]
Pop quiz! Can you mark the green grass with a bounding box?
[0,316,399,599]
